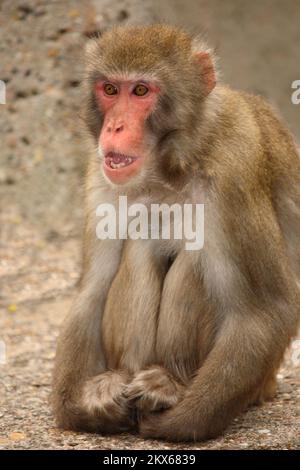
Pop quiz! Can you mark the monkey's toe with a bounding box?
[125,366,184,413]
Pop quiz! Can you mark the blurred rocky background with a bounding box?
[0,0,299,450]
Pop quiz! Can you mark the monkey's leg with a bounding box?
[52,237,135,432]
[103,240,184,413]
[102,239,166,373]
[139,197,300,441]
[124,250,214,414]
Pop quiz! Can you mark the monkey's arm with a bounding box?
[50,162,140,434]
[140,189,300,441]
[52,234,131,432]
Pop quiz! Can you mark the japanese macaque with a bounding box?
[52,25,300,441]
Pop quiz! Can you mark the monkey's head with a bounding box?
[84,25,217,187]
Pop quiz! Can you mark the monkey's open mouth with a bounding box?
[104,152,138,169]
[103,151,143,184]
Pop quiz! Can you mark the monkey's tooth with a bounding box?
[110,161,127,169]
[107,154,136,169]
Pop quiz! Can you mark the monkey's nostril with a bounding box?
[115,125,124,133]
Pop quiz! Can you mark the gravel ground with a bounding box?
[0,0,299,450]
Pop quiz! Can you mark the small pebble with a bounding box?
[257,429,271,435]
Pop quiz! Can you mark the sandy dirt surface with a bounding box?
[0,0,299,450]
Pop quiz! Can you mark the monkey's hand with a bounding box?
[81,370,135,432]
[124,366,184,413]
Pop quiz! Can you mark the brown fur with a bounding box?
[52,25,300,441]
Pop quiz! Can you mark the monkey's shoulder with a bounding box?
[220,86,291,138]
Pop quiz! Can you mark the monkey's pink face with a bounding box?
[95,79,160,185]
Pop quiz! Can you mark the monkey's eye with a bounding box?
[133,84,149,96]
[104,83,118,96]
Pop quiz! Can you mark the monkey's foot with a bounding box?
[81,370,135,432]
[125,366,184,413]
[139,404,220,442]
[250,373,278,405]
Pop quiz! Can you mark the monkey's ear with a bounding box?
[192,46,217,95]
